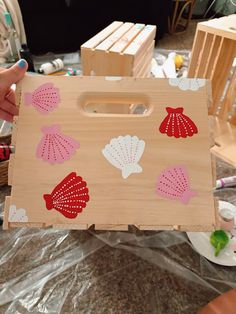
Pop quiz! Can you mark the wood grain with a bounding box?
[5,76,217,231]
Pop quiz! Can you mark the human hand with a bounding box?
[0,59,28,122]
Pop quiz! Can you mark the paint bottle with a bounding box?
[19,44,35,72]
[219,208,235,231]
[38,58,64,75]
[216,176,236,189]
[4,12,21,62]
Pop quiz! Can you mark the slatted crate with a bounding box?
[81,21,156,77]
[188,15,236,166]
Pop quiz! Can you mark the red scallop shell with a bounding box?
[159,107,198,138]
[43,172,89,219]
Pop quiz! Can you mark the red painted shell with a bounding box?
[159,107,198,138]
[43,172,89,219]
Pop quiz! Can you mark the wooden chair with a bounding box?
[168,0,196,34]
[188,15,236,166]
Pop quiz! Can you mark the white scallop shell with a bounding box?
[8,205,28,222]
[169,78,206,91]
[102,135,145,179]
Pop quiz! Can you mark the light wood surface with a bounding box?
[4,76,217,231]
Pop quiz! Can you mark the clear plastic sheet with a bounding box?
[0,163,236,314]
[1,51,236,313]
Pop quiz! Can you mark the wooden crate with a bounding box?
[81,21,156,77]
[188,15,236,166]
[4,75,218,231]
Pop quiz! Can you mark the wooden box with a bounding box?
[81,21,156,77]
[188,15,236,166]
[4,75,218,231]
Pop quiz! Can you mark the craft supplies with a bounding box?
[0,143,14,162]
[188,200,236,266]
[4,12,21,62]
[162,52,177,78]
[67,68,77,76]
[0,133,11,186]
[210,230,229,257]
[19,44,35,72]
[151,58,165,78]
[216,176,236,189]
[38,58,64,75]
[174,54,184,69]
[219,207,235,231]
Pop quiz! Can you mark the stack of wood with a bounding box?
[81,21,156,77]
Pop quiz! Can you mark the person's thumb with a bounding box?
[1,59,28,87]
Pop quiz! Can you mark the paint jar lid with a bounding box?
[220,208,235,222]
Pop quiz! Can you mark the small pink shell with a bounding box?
[156,165,197,204]
[24,83,60,114]
[36,125,80,164]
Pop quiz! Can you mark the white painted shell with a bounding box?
[169,78,205,91]
[102,135,145,179]
[9,205,28,222]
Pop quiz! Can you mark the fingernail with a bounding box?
[17,59,26,69]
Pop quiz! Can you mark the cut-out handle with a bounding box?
[78,92,151,117]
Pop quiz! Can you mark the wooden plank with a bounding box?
[188,29,206,77]
[219,65,236,120]
[211,117,236,166]
[95,224,128,230]
[110,23,145,53]
[3,196,11,230]
[204,35,222,79]
[132,41,154,75]
[5,76,217,231]
[81,21,123,49]
[53,224,89,230]
[123,25,156,56]
[96,22,134,51]
[8,154,14,186]
[196,33,214,77]
[198,14,236,41]
[210,38,235,115]
[133,46,153,77]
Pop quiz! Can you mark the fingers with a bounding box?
[1,98,18,115]
[5,88,16,105]
[0,106,15,122]
[0,89,19,122]
[1,59,28,88]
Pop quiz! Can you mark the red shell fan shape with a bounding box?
[43,172,89,219]
[159,107,198,138]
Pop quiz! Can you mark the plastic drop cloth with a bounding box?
[1,50,236,314]
[0,158,236,314]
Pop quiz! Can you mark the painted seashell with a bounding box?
[169,78,206,91]
[159,107,198,138]
[8,205,28,222]
[43,172,89,219]
[102,135,145,179]
[24,83,60,114]
[36,125,80,164]
[156,165,196,204]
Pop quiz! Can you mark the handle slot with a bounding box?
[78,92,151,117]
